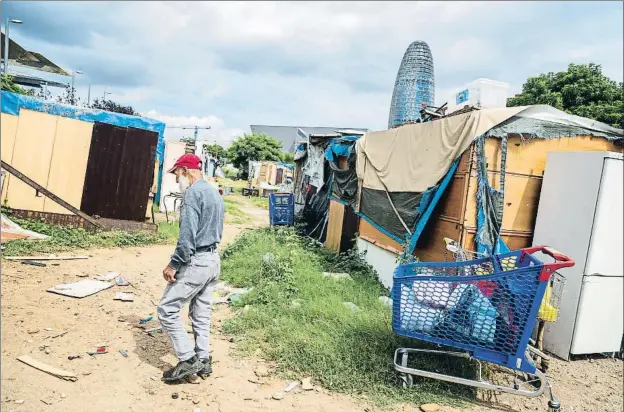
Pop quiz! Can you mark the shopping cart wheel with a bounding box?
[399,373,413,389]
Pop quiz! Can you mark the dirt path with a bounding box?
[1,200,622,412]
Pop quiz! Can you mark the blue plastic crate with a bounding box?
[269,193,294,226]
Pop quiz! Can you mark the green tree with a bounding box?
[507,63,624,129]
[1,74,31,95]
[281,151,295,164]
[203,143,227,159]
[227,133,283,178]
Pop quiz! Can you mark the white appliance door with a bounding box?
[571,275,624,355]
[585,157,623,278]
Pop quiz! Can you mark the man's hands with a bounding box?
[163,265,177,283]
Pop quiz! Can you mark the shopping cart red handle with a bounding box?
[520,246,575,281]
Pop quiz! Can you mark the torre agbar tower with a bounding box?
[387,41,435,129]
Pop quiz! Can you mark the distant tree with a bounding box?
[56,84,80,106]
[508,63,624,129]
[281,151,295,163]
[90,98,140,116]
[227,133,283,179]
[203,143,227,159]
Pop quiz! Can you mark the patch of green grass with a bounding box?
[248,196,269,210]
[220,228,476,407]
[2,215,167,256]
[223,197,251,224]
[157,221,180,242]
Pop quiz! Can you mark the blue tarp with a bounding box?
[1,91,167,204]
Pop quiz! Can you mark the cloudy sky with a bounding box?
[2,1,622,145]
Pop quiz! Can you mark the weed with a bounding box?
[2,214,167,256]
[220,228,476,407]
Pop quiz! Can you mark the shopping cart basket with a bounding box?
[392,246,574,408]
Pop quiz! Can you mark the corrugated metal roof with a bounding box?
[249,125,369,152]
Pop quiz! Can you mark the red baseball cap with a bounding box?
[167,153,203,173]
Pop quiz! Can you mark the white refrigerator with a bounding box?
[532,151,623,360]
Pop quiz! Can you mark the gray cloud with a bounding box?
[1,1,621,136]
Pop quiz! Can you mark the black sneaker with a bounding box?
[198,356,212,379]
[162,356,202,382]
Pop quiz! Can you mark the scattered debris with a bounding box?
[60,393,66,399]
[27,329,40,335]
[322,272,353,281]
[193,399,200,404]
[21,260,47,267]
[5,255,87,261]
[40,399,53,406]
[254,365,270,378]
[150,376,158,381]
[14,399,25,404]
[87,346,108,356]
[115,275,130,286]
[119,350,128,358]
[44,347,51,355]
[17,355,78,382]
[1,213,49,243]
[145,327,162,335]
[171,392,179,399]
[187,374,200,384]
[272,392,284,401]
[301,377,314,391]
[96,272,119,281]
[50,331,68,339]
[283,381,298,392]
[420,404,441,412]
[139,316,153,324]
[114,292,134,302]
[342,302,361,313]
[44,328,53,331]
[67,355,81,360]
[47,279,113,299]
[378,296,393,307]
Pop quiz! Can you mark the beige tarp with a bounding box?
[356,107,526,193]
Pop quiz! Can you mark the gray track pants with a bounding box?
[157,251,220,362]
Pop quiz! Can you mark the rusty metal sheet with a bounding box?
[80,123,157,222]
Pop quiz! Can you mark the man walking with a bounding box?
[157,153,225,382]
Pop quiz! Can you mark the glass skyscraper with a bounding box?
[388,41,435,129]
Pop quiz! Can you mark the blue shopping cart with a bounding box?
[392,246,574,411]
[268,193,294,226]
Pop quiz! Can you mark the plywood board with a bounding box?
[358,219,404,253]
[325,200,345,252]
[1,113,19,202]
[1,113,19,163]
[464,172,543,232]
[43,117,93,214]
[5,110,58,212]
[414,216,462,262]
[435,173,468,222]
[484,136,621,175]
[462,228,533,252]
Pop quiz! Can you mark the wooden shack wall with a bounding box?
[1,110,93,215]
[359,134,622,262]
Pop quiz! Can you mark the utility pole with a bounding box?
[87,84,91,106]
